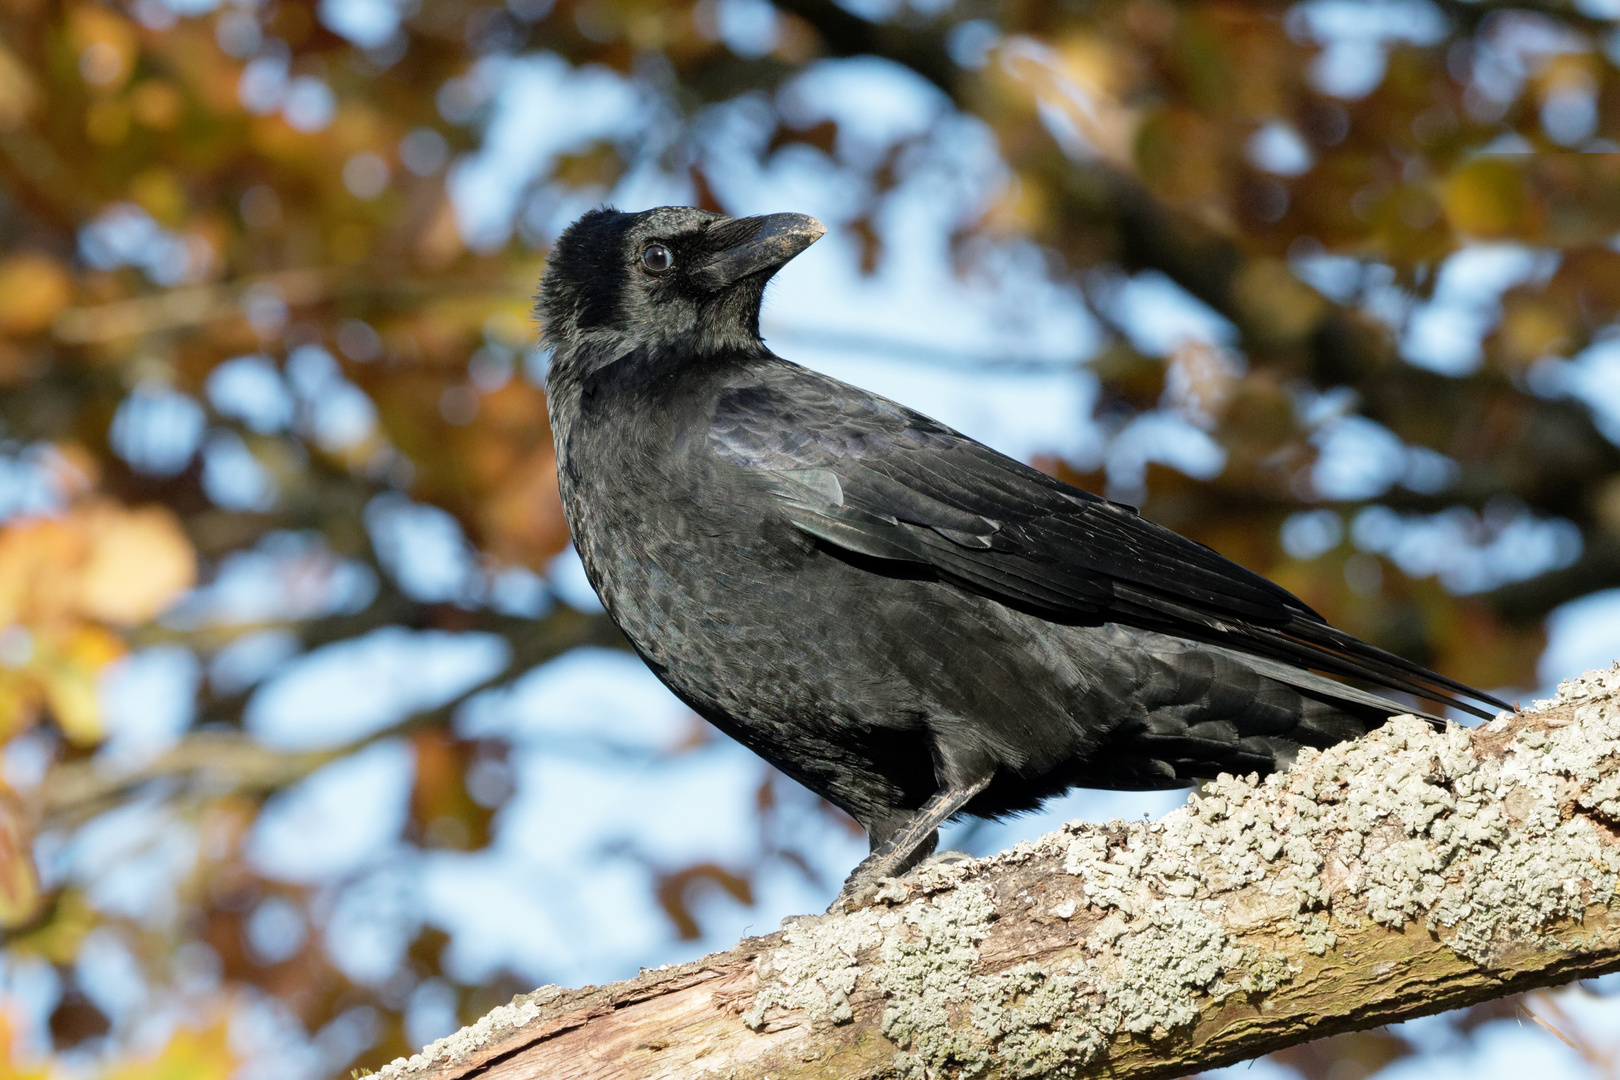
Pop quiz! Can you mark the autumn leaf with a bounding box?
[103,1022,236,1080]
[1442,158,1539,239]
[8,889,102,966]
[0,501,196,629]
[67,3,139,93]
[0,675,39,745]
[37,625,124,744]
[0,253,73,338]
[75,503,197,626]
[0,794,40,930]
[0,517,90,630]
[0,43,38,131]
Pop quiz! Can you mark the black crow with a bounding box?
[538,205,1508,911]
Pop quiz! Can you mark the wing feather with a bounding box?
[713,373,1509,720]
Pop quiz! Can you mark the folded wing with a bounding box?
[712,374,1508,721]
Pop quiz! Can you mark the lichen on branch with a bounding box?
[377,662,1620,1080]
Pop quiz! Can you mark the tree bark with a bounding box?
[376,662,1620,1080]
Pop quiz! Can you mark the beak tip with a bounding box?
[701,211,828,287]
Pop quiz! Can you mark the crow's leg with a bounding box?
[829,775,992,913]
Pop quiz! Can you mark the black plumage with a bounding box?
[538,205,1509,909]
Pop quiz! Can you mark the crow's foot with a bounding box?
[826,849,978,913]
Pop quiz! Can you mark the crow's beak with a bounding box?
[697,213,826,290]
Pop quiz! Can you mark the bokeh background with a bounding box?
[3,0,1620,1077]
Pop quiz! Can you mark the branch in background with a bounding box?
[48,268,526,345]
[377,660,1620,1080]
[38,731,340,827]
[50,269,335,346]
[1487,535,1620,627]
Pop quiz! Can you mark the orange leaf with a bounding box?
[68,3,138,92]
[76,504,197,626]
[0,517,89,628]
[0,253,73,337]
[0,42,38,130]
[0,501,196,631]
[0,673,40,744]
[480,446,570,566]
[0,794,40,929]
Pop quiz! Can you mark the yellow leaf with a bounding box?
[0,795,39,929]
[1232,258,1326,345]
[35,626,124,745]
[40,654,100,745]
[69,4,138,92]
[0,673,40,744]
[105,1022,236,1080]
[129,78,184,130]
[76,504,197,626]
[1443,158,1534,238]
[0,252,73,337]
[0,42,38,130]
[61,624,125,670]
[129,167,187,226]
[1496,298,1570,369]
[86,98,130,145]
[7,888,97,964]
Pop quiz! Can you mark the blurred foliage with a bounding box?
[0,0,1617,1075]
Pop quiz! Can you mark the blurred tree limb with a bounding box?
[49,268,536,345]
[38,731,340,827]
[379,664,1620,1080]
[48,601,628,829]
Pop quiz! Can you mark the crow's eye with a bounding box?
[641,243,674,273]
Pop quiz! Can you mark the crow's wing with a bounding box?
[710,373,1508,719]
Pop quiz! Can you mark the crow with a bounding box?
[537,205,1509,911]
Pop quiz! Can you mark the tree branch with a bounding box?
[375,659,1620,1080]
[37,731,341,828]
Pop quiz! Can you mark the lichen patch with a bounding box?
[733,666,1620,1077]
[741,907,886,1030]
[373,987,558,1080]
[391,662,1620,1080]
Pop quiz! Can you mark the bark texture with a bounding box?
[377,661,1620,1080]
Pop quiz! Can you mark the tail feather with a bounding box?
[1103,634,1446,787]
[1110,584,1508,721]
[1202,642,1448,727]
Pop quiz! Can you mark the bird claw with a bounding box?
[826,880,880,915]
[827,871,907,913]
[826,850,979,913]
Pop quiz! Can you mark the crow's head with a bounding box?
[538,205,824,369]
